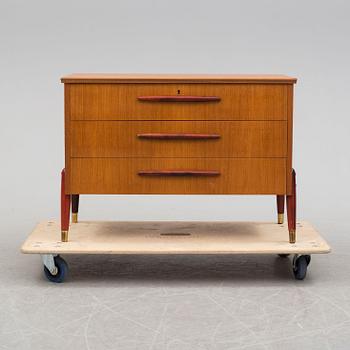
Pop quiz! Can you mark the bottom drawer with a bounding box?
[69,158,286,194]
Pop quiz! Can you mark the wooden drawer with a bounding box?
[70,121,287,158]
[68,84,287,121]
[68,158,286,194]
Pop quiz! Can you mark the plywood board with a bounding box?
[21,221,330,255]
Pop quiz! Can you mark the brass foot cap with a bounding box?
[289,229,296,244]
[72,213,78,223]
[61,230,68,242]
[278,213,284,225]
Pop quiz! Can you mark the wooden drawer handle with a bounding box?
[137,133,220,140]
[137,95,221,102]
[138,170,220,176]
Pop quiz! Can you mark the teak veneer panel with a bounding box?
[68,84,288,121]
[68,158,286,194]
[70,120,287,158]
[286,85,294,194]
[63,74,295,198]
[61,73,297,84]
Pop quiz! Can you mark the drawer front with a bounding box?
[69,158,286,194]
[71,121,287,158]
[69,84,287,120]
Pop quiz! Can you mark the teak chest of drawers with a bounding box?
[60,74,297,243]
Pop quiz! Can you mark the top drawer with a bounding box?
[67,84,288,121]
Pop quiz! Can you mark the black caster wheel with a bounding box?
[293,255,310,280]
[44,256,68,283]
[278,254,290,258]
[305,255,311,265]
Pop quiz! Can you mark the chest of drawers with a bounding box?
[60,74,297,243]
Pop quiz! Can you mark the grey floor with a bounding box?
[1,221,349,350]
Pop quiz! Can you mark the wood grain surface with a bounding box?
[70,121,287,158]
[286,85,294,194]
[61,73,297,84]
[63,76,295,197]
[68,84,288,120]
[68,158,286,194]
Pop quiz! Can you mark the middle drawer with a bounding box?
[70,121,286,158]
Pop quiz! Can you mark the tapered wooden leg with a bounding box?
[71,195,79,223]
[276,195,285,224]
[286,169,296,243]
[61,169,71,242]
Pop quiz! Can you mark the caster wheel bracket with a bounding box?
[43,255,68,283]
[42,254,58,275]
[293,254,311,270]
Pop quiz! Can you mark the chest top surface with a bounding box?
[61,73,297,84]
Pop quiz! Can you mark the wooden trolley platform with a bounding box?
[21,220,331,282]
